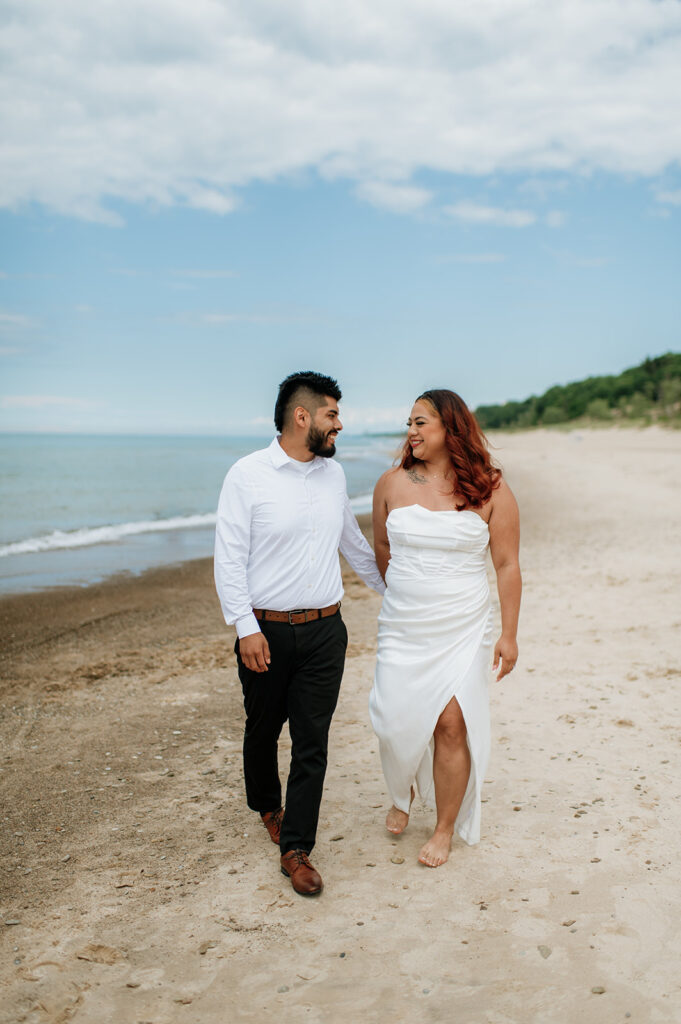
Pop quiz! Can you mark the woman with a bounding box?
[369,389,521,867]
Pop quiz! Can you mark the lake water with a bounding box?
[0,434,400,594]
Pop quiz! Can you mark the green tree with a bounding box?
[474,351,681,429]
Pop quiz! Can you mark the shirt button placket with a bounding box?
[306,478,314,587]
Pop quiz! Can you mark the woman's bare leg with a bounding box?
[418,696,469,867]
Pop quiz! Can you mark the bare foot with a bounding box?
[386,805,410,834]
[418,830,452,867]
[385,787,415,835]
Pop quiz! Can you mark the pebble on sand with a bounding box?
[537,945,552,959]
[591,986,606,995]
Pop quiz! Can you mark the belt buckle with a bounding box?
[288,608,315,624]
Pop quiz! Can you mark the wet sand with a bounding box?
[1,427,680,1023]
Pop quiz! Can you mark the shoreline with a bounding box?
[1,425,675,599]
[0,514,374,668]
[2,432,680,1021]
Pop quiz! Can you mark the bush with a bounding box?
[542,405,567,425]
[659,378,681,414]
[627,393,651,419]
[515,408,538,428]
[586,398,612,420]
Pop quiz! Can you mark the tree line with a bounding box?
[475,352,681,430]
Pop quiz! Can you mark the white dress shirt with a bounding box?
[214,437,386,638]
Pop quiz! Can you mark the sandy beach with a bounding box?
[1,426,680,1023]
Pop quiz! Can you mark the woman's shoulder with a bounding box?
[374,466,403,492]
[493,475,514,498]
[489,476,518,516]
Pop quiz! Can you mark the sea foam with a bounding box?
[0,513,217,558]
[0,500,378,558]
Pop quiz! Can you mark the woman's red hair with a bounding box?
[400,389,501,510]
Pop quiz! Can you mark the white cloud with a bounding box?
[171,269,237,279]
[168,310,300,326]
[545,210,566,228]
[1,395,96,409]
[1,0,681,222]
[0,311,35,330]
[199,313,269,324]
[185,187,238,215]
[339,405,409,431]
[437,253,506,264]
[656,189,681,205]
[445,202,536,227]
[355,181,432,213]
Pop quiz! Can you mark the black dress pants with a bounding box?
[235,611,347,855]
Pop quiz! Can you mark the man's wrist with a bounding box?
[236,613,261,639]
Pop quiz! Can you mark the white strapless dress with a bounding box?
[369,503,493,846]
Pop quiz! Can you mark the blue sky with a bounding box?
[1,0,680,434]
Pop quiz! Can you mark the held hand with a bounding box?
[239,632,271,673]
[493,635,518,682]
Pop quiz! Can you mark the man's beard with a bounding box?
[307,425,337,458]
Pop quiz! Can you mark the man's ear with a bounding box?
[292,405,309,429]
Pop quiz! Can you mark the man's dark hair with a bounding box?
[274,371,342,432]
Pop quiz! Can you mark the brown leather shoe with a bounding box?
[280,849,323,896]
[260,808,283,846]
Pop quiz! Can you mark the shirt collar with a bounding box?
[267,436,325,473]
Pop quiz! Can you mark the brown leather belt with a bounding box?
[253,602,341,625]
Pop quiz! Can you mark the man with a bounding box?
[214,371,385,896]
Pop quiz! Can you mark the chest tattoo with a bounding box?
[406,467,428,485]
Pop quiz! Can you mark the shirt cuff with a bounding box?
[235,612,261,639]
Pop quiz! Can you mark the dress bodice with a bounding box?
[386,503,489,579]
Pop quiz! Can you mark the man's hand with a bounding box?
[493,635,518,682]
[239,632,271,673]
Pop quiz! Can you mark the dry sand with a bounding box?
[1,427,680,1023]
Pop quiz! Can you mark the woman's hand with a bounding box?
[493,635,518,681]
